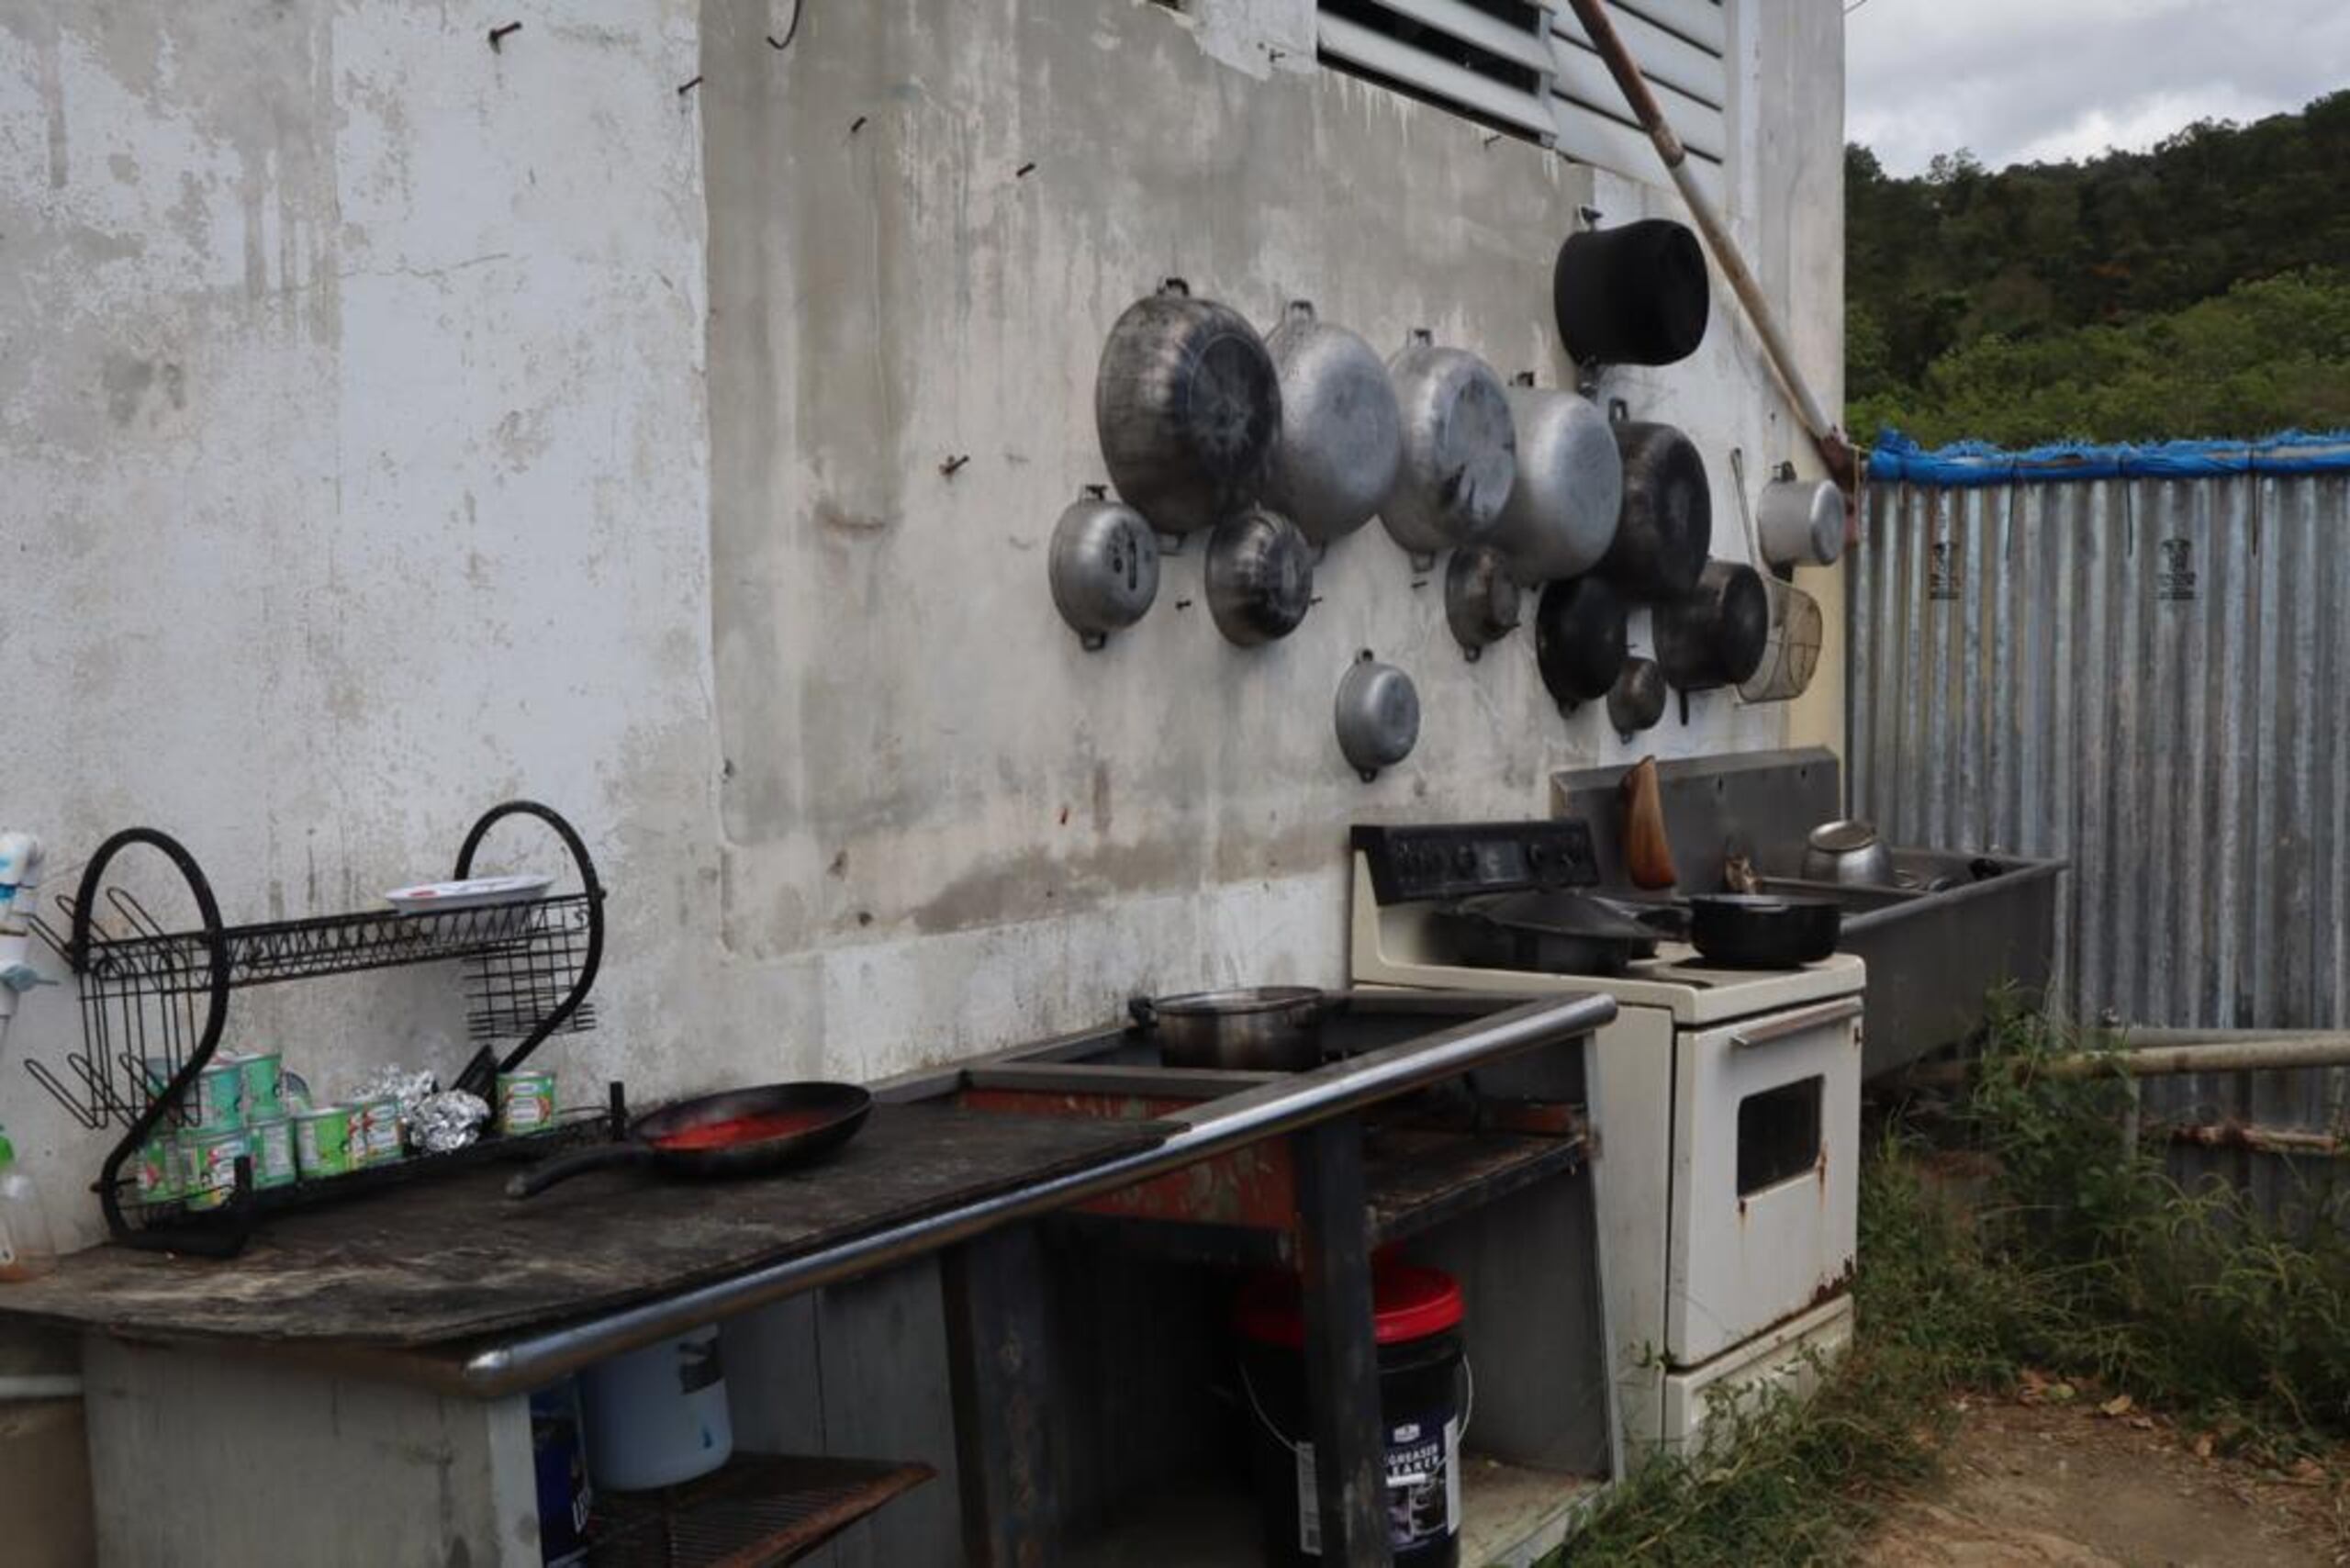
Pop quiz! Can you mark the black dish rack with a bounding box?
[23,801,614,1256]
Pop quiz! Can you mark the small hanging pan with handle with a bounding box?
[507,1081,873,1198]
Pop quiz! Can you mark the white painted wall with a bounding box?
[0,0,1843,1256]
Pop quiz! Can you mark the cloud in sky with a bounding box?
[1845,0,2350,174]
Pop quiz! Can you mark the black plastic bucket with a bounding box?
[1235,1264,1470,1566]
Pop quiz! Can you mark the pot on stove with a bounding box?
[1130,987,1332,1071]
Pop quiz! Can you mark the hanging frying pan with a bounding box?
[506,1081,873,1198]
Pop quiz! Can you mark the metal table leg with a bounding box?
[1292,1116,1391,1566]
[945,1226,1061,1568]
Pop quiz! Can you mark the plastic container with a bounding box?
[580,1325,733,1491]
[0,1128,58,1281]
[1235,1263,1469,1566]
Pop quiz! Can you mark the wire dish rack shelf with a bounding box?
[20,800,608,1256]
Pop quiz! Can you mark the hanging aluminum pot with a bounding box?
[1047,487,1159,650]
[1552,219,1711,367]
[1757,475,1845,568]
[1533,575,1627,712]
[1655,560,1770,690]
[1444,547,1521,661]
[1380,330,1516,559]
[1261,301,1403,548]
[1597,421,1712,601]
[1489,376,1622,585]
[1205,505,1315,646]
[1094,279,1281,538]
[1606,655,1668,739]
[1334,653,1420,781]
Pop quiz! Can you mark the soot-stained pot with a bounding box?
[1047,487,1160,649]
[1334,652,1420,781]
[1490,377,1622,584]
[1381,330,1516,559]
[1444,547,1521,661]
[1606,655,1668,739]
[1654,559,1770,690]
[1095,279,1281,538]
[1534,575,1628,711]
[1598,421,1712,600]
[1552,219,1711,367]
[1261,300,1403,548]
[1205,505,1315,646]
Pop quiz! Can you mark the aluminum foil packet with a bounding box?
[352,1065,438,1119]
[411,1089,492,1155]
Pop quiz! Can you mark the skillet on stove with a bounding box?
[1431,889,1663,977]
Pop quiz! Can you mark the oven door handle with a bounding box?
[1730,997,1863,1050]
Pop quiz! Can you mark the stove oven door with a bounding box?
[1664,997,1861,1368]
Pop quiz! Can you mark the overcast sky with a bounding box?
[1845,0,2350,175]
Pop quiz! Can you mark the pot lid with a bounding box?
[1235,1263,1464,1348]
[1440,889,1659,943]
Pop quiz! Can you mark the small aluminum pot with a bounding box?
[1130,987,1330,1071]
[1048,487,1160,649]
[1381,330,1516,558]
[1206,505,1315,645]
[1490,377,1621,584]
[1757,476,1844,568]
[1334,652,1420,781]
[1261,300,1403,547]
[1803,820,1894,885]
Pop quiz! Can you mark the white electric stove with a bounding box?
[1348,822,1863,1457]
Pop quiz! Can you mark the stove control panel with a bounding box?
[1351,821,1600,904]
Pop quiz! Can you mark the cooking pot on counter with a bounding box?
[1597,421,1711,600]
[1381,330,1516,558]
[1261,301,1403,548]
[1131,987,1334,1071]
[1095,279,1281,538]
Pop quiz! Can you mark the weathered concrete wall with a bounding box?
[1,0,1843,1238]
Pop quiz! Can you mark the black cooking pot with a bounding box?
[1553,220,1710,367]
[1606,655,1668,737]
[1095,279,1281,538]
[1598,422,1711,600]
[1433,890,1660,977]
[1655,560,1770,690]
[1534,575,1628,711]
[1685,893,1840,969]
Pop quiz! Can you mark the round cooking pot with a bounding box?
[1444,546,1521,660]
[1206,505,1315,645]
[1381,330,1516,558]
[1489,377,1622,584]
[1334,652,1420,781]
[1687,893,1841,969]
[1261,301,1403,547]
[1552,219,1711,367]
[1606,655,1668,738]
[1095,279,1281,537]
[1655,560,1769,690]
[1047,487,1160,649]
[1534,575,1628,711]
[1131,987,1331,1071]
[1803,820,1894,885]
[1599,422,1712,600]
[1758,476,1845,568]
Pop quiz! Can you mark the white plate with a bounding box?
[383,874,554,916]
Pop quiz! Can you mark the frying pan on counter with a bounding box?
[506,1081,873,1199]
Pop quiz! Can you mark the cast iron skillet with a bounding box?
[506,1081,873,1199]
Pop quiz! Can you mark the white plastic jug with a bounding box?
[580,1324,733,1491]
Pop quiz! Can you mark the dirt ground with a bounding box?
[1863,1395,2348,1567]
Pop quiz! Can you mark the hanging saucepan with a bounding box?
[1381,330,1516,559]
[1552,218,1710,367]
[1655,560,1770,691]
[507,1081,873,1198]
[1095,279,1281,539]
[1606,655,1668,740]
[1757,474,1845,568]
[1598,421,1712,600]
[1444,547,1521,661]
[1334,652,1420,781]
[1534,575,1628,711]
[1261,301,1403,548]
[1048,487,1160,650]
[1488,375,1622,585]
[1206,505,1315,645]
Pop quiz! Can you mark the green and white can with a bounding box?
[234,1052,285,1122]
[247,1115,297,1189]
[193,1060,244,1131]
[183,1128,252,1211]
[498,1070,557,1136]
[355,1096,405,1166]
[132,1135,183,1204]
[294,1106,358,1179]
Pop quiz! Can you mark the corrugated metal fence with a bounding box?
[1851,470,2350,1204]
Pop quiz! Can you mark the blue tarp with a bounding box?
[1867,427,2350,486]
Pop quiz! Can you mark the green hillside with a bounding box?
[1847,90,2350,446]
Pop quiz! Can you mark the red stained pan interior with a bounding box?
[652,1109,836,1152]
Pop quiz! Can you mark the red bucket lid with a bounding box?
[1235,1263,1463,1349]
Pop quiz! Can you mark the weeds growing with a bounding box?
[1561,1003,2350,1565]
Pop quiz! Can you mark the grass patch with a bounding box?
[1557,1004,2350,1566]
